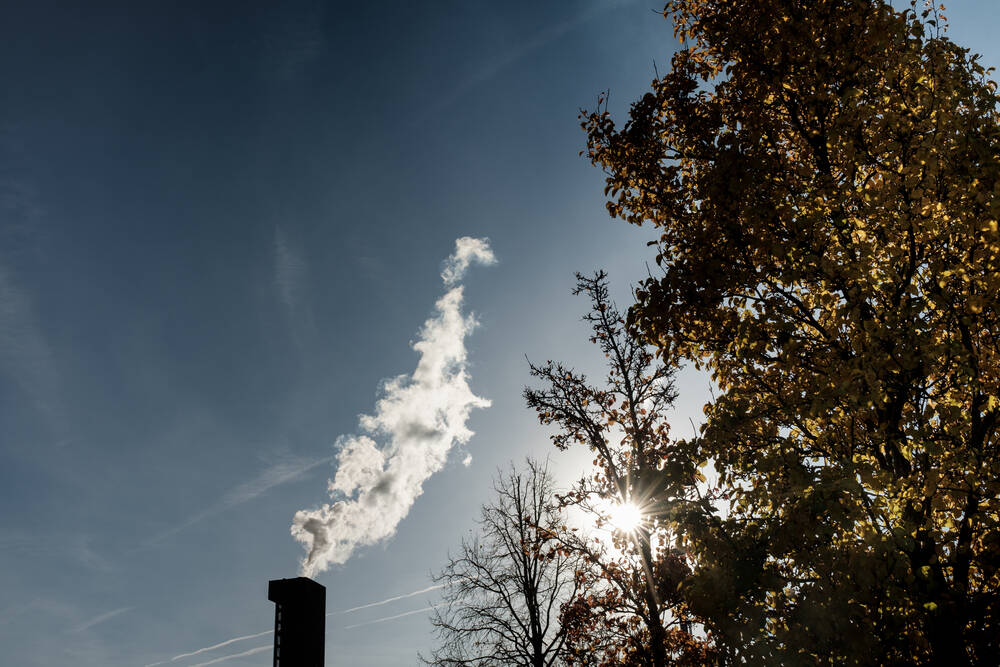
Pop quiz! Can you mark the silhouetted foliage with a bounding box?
[584,0,1000,663]
[525,273,712,667]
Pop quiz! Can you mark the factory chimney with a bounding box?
[268,577,325,666]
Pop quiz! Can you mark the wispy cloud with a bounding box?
[0,128,60,432]
[0,533,113,572]
[144,454,332,546]
[0,123,48,252]
[0,261,62,429]
[274,226,307,311]
[274,226,317,350]
[342,605,435,630]
[0,177,44,244]
[260,0,326,83]
[70,606,131,634]
[291,237,496,576]
[415,1,637,122]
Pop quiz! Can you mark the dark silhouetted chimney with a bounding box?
[268,577,325,666]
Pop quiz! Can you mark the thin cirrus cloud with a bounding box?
[291,237,496,576]
[274,226,318,350]
[0,261,63,430]
[414,0,640,124]
[274,226,308,312]
[142,454,333,548]
[259,1,326,84]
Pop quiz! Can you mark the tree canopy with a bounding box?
[583,0,1000,663]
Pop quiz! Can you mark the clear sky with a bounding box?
[1,2,997,666]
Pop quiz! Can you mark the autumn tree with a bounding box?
[525,272,713,667]
[584,0,1000,663]
[423,459,581,667]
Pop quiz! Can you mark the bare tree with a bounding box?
[423,459,582,667]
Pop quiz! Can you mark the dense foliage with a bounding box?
[583,0,1000,663]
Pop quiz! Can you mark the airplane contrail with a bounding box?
[145,582,443,666]
[335,584,444,614]
[413,0,642,123]
[342,605,435,630]
[190,644,271,667]
[170,629,273,662]
[71,606,132,633]
[173,605,437,667]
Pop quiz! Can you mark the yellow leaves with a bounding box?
[588,0,1000,656]
[923,469,940,496]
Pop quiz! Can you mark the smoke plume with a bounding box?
[441,236,496,285]
[291,237,495,576]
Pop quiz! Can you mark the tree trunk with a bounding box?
[639,538,668,667]
[926,606,969,667]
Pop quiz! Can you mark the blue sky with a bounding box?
[1,2,997,666]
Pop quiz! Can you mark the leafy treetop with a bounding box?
[584,0,1000,663]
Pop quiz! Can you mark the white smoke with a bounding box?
[441,236,497,285]
[291,237,496,576]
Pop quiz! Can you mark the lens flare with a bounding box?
[608,501,644,533]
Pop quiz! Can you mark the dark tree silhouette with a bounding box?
[525,272,712,667]
[423,459,581,667]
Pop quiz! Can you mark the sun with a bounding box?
[608,501,644,533]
